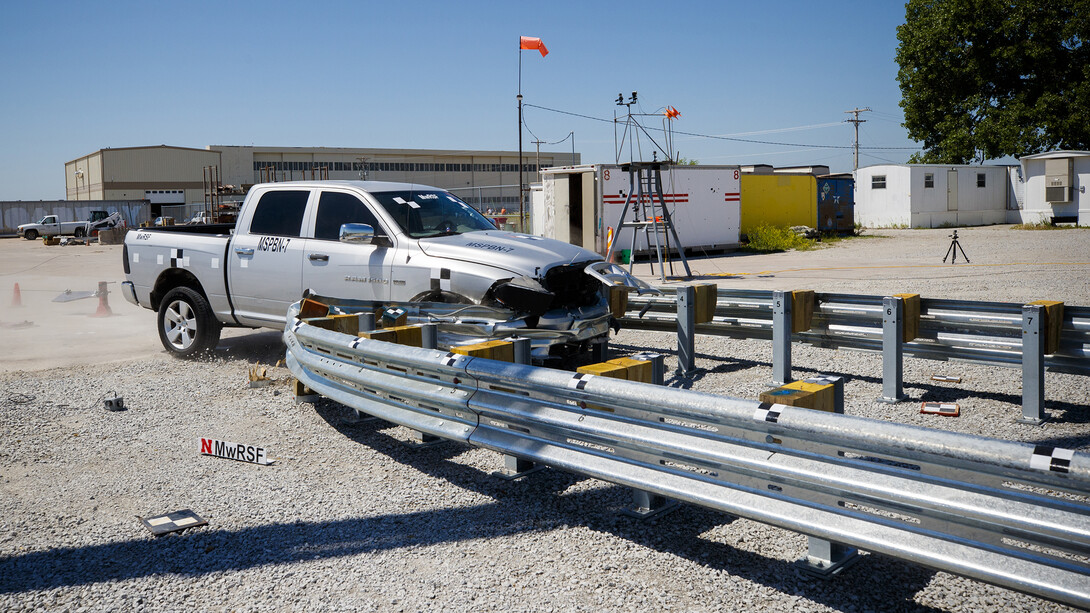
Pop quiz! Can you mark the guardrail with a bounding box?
[621,287,1090,422]
[283,306,1090,608]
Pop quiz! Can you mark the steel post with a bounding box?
[421,323,438,350]
[772,290,792,386]
[676,285,700,376]
[625,349,679,520]
[495,336,543,479]
[360,312,375,333]
[879,296,905,403]
[1020,305,1047,424]
[802,375,859,575]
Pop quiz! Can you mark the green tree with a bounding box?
[897,0,1090,163]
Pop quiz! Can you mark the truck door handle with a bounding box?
[235,248,254,256]
[308,253,329,262]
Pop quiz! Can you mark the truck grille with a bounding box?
[543,263,601,309]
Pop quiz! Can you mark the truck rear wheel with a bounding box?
[24,229,38,240]
[157,287,222,357]
[74,227,85,238]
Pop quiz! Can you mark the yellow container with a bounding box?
[740,174,817,234]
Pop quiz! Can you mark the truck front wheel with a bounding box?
[157,287,222,357]
[24,229,38,240]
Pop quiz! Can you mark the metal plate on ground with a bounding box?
[141,509,207,536]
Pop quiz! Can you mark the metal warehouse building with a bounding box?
[65,144,579,216]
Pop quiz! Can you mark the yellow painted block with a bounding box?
[1028,300,1064,355]
[606,357,652,383]
[452,340,515,362]
[791,289,815,333]
[384,325,423,348]
[577,361,629,380]
[608,285,629,319]
[694,283,718,324]
[894,293,921,342]
[356,329,398,343]
[759,380,835,412]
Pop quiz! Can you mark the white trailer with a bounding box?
[535,164,741,256]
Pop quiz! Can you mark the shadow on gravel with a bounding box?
[209,330,286,365]
[0,476,945,611]
[311,398,590,500]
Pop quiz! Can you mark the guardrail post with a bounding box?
[421,323,438,350]
[772,290,792,386]
[1020,304,1048,424]
[879,296,905,403]
[801,376,859,577]
[360,312,376,333]
[494,337,544,480]
[624,352,679,520]
[676,285,702,377]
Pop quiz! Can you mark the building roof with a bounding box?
[1019,150,1090,160]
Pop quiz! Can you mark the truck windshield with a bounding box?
[371,190,496,238]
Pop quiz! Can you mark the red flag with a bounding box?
[665,106,681,119]
[520,36,549,57]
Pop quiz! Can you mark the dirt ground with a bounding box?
[1,225,1087,373]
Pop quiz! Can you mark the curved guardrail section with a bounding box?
[283,304,1090,608]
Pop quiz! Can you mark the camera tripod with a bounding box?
[942,229,970,264]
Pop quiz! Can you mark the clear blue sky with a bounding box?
[0,1,918,201]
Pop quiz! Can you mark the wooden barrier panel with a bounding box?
[1027,300,1064,355]
[694,283,718,324]
[894,293,921,342]
[759,380,835,412]
[608,285,630,319]
[791,289,815,333]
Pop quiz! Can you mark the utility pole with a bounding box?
[532,139,544,184]
[844,107,871,170]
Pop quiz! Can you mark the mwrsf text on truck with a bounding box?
[121,181,651,361]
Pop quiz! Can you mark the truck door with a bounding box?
[228,189,310,326]
[302,189,394,303]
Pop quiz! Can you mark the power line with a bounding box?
[522,103,919,151]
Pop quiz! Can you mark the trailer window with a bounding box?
[977,173,986,188]
[924,173,934,188]
[250,190,309,237]
[872,175,887,189]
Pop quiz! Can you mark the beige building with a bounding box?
[66,144,579,213]
[65,145,220,205]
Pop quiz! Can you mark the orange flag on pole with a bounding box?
[520,36,549,57]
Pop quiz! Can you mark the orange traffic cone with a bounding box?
[11,283,21,307]
[91,281,112,317]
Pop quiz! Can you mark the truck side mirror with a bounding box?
[339,223,375,244]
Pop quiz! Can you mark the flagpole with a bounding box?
[518,40,524,232]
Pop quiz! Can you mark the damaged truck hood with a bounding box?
[416,230,601,276]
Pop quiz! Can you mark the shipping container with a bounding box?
[739,174,817,233]
[816,174,855,233]
[536,164,741,255]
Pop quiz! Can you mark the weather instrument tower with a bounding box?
[607,92,692,281]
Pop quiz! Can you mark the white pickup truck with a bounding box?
[122,181,649,361]
[18,210,119,240]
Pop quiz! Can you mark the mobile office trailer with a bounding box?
[535,164,741,256]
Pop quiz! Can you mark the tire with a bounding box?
[157,287,222,358]
[24,229,38,240]
[74,227,85,238]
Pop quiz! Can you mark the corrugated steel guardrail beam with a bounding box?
[283,307,1090,608]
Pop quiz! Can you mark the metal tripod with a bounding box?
[605,161,691,282]
[942,230,970,264]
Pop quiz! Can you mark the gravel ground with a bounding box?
[2,226,1089,612]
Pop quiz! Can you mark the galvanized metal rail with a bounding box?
[622,288,1090,421]
[283,308,1090,608]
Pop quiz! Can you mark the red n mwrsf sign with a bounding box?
[199,437,270,465]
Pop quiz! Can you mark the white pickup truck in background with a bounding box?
[18,210,121,240]
[122,180,649,361]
